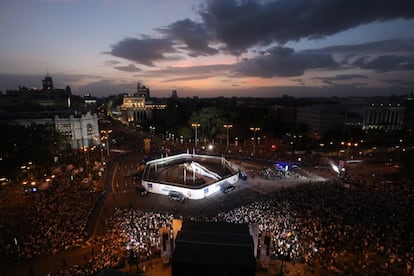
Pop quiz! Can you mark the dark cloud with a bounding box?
[108,0,414,66]
[77,79,136,96]
[161,75,212,83]
[158,19,219,57]
[141,64,231,81]
[109,37,178,66]
[303,39,414,73]
[199,0,414,53]
[381,78,414,87]
[307,39,414,55]
[313,74,367,85]
[232,46,337,77]
[354,55,414,72]
[114,63,141,72]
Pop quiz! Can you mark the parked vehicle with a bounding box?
[168,191,185,201]
[221,183,236,193]
[135,186,148,196]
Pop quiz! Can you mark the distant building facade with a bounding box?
[0,74,100,149]
[120,83,166,124]
[344,98,405,131]
[296,99,406,135]
[362,103,405,131]
[0,74,71,110]
[2,111,100,150]
[296,104,346,135]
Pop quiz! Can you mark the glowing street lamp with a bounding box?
[191,123,201,148]
[101,129,112,157]
[223,124,233,151]
[249,127,261,154]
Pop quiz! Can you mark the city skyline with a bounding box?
[1,0,414,98]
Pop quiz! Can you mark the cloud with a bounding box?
[161,75,212,82]
[355,55,414,72]
[381,78,414,87]
[313,74,367,85]
[108,37,178,66]
[303,39,414,72]
[199,0,414,53]
[77,79,136,96]
[231,46,337,77]
[114,63,141,72]
[139,64,231,82]
[105,34,414,94]
[304,39,414,60]
[104,60,121,66]
[108,1,414,65]
[158,19,219,57]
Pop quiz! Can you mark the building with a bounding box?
[361,103,405,131]
[120,83,166,124]
[0,74,71,110]
[135,83,150,99]
[172,221,256,276]
[296,104,346,135]
[344,98,405,131]
[120,95,150,123]
[1,111,100,150]
[54,111,101,149]
[0,74,100,149]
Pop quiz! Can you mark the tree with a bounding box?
[0,124,68,177]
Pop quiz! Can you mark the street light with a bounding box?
[191,123,201,148]
[223,124,233,151]
[101,129,112,157]
[249,127,261,154]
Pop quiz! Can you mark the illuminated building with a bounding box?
[2,111,100,150]
[362,103,405,131]
[120,83,166,124]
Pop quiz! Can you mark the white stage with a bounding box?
[141,153,239,200]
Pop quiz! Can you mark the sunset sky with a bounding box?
[1,0,414,98]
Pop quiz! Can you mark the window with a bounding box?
[87,123,93,136]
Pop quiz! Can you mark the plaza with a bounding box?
[142,153,239,200]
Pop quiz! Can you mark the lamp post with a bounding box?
[101,129,112,158]
[249,127,261,154]
[191,123,201,148]
[223,124,233,151]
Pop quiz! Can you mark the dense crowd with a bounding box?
[0,160,101,264]
[2,134,413,275]
[55,172,413,275]
[220,176,413,274]
[55,209,180,275]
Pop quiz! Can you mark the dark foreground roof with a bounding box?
[172,221,256,276]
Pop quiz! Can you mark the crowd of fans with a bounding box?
[0,154,102,264]
[219,175,413,275]
[54,172,413,275]
[2,129,413,275]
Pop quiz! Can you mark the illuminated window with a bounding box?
[87,123,93,136]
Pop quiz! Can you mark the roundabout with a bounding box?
[141,152,239,200]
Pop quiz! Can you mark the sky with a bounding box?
[0,0,414,98]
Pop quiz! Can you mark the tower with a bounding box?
[136,82,150,99]
[171,90,178,99]
[42,74,54,90]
